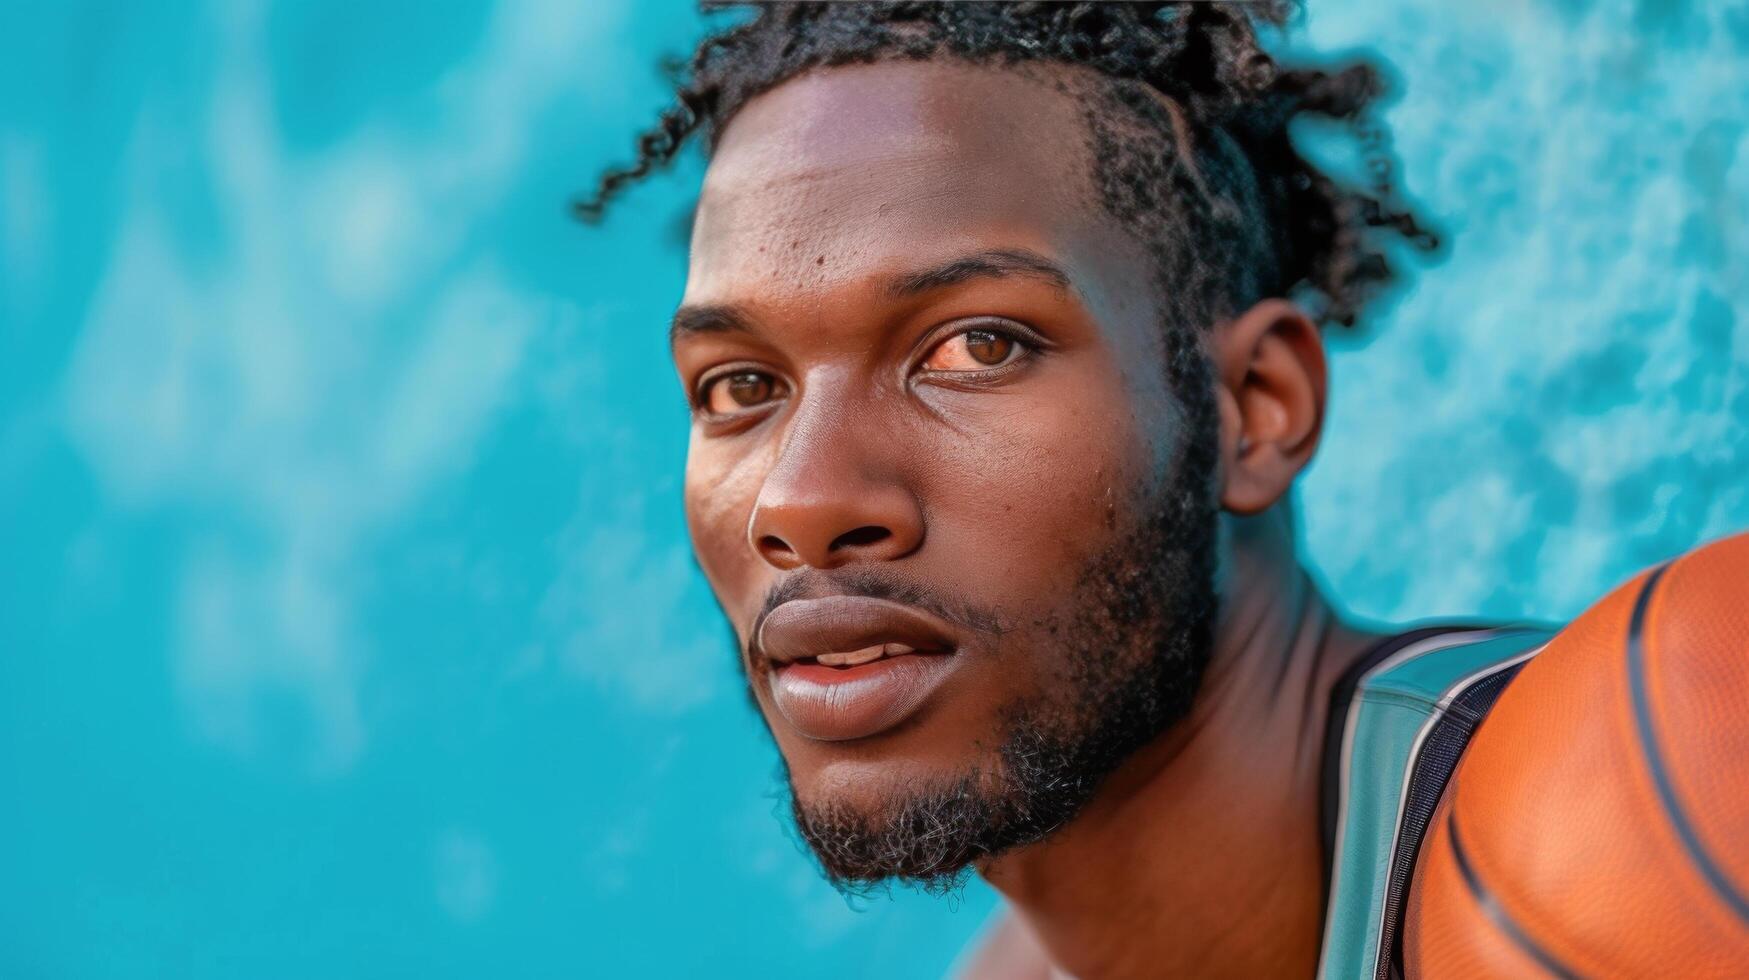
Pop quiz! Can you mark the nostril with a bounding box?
[830,525,891,552]
[757,535,794,557]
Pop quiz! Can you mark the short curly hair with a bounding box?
[578,1,1436,332]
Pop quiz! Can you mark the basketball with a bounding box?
[1405,532,1749,976]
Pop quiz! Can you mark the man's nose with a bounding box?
[746,400,924,571]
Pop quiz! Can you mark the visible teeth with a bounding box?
[811,643,925,668]
[815,645,887,667]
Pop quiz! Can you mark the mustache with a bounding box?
[747,568,1008,660]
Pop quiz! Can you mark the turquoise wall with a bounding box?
[1,1,1744,976]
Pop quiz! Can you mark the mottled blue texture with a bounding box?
[0,2,1743,977]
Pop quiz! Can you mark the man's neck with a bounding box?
[976,507,1384,979]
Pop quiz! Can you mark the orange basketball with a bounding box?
[1405,531,1749,978]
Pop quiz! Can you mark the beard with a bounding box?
[781,381,1222,895]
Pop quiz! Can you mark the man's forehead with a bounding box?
[707,59,1093,191]
[688,60,1100,296]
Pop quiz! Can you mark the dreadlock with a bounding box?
[577,1,1436,331]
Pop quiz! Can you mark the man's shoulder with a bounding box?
[1321,622,1562,881]
[1345,625,1557,707]
[1318,624,1558,979]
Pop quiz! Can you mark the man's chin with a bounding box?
[788,768,999,893]
[781,723,1090,893]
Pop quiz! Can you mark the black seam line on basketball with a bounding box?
[1447,808,1584,980]
[1627,562,1749,926]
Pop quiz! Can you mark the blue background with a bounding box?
[2,1,1745,976]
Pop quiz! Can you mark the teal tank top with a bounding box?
[1316,625,1557,980]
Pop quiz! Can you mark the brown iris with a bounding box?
[963,329,1012,366]
[727,372,773,406]
[920,325,1026,373]
[702,370,780,415]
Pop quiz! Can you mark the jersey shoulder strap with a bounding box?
[1315,624,1559,980]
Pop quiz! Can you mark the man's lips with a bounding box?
[755,595,957,665]
[754,596,963,741]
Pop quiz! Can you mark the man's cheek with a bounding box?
[685,462,766,602]
[923,416,1141,582]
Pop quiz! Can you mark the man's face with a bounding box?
[674,60,1219,885]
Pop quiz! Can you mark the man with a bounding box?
[579,4,1748,977]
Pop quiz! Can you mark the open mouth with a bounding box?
[793,642,938,669]
[755,596,965,741]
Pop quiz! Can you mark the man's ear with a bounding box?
[1210,298,1327,515]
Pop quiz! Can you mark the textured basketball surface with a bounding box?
[1405,531,1749,978]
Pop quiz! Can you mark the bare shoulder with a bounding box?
[1404,531,1749,977]
[957,911,1057,980]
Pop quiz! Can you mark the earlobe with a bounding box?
[1211,299,1328,516]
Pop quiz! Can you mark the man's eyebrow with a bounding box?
[886,248,1074,298]
[670,248,1074,347]
[669,303,754,348]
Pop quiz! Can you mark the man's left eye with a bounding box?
[920,328,1026,372]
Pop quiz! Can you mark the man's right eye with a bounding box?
[700,370,786,416]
